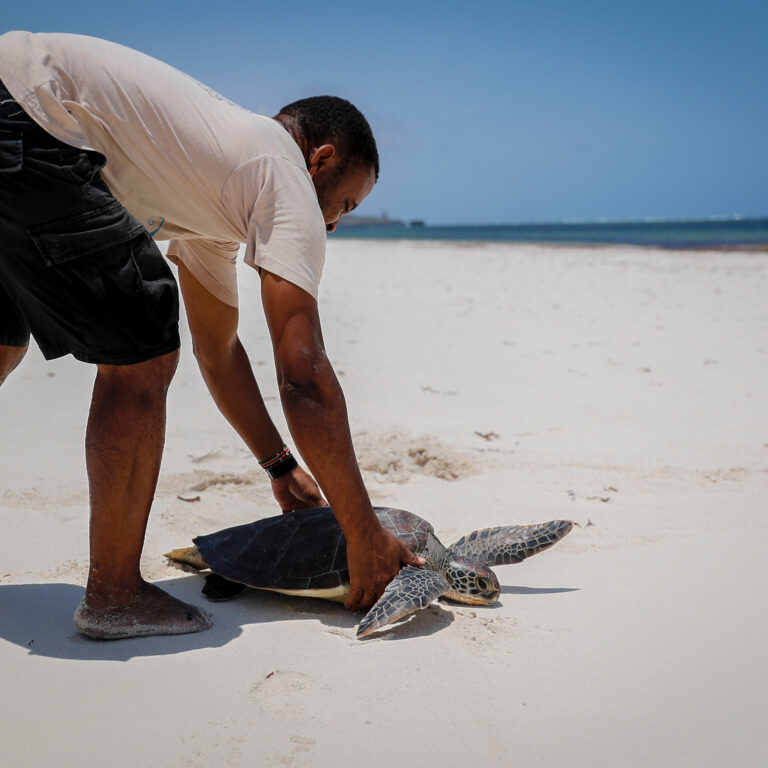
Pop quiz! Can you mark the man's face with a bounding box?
[308,146,376,233]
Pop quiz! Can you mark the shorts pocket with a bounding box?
[28,199,145,266]
[0,128,22,173]
[128,233,180,331]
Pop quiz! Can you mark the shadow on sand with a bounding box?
[0,572,459,659]
[0,574,577,659]
[501,584,579,595]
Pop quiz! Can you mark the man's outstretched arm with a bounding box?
[177,261,325,511]
[260,270,423,611]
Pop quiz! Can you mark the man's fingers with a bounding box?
[345,586,364,610]
[294,479,326,506]
[401,543,425,567]
[346,587,381,612]
[288,481,326,509]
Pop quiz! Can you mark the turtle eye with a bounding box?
[476,577,491,592]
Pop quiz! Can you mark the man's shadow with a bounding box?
[0,574,456,660]
[0,578,238,661]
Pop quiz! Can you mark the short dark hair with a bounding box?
[277,95,379,180]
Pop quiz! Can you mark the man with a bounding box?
[0,31,422,639]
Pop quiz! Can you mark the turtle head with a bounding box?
[443,555,501,605]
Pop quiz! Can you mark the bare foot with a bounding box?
[74,581,212,640]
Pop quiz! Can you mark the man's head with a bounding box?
[275,96,378,232]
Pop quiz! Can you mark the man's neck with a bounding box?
[273,114,310,167]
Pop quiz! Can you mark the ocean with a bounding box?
[332,217,768,248]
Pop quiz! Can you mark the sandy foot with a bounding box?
[73,582,212,640]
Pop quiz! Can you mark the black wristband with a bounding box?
[264,454,298,479]
[259,445,299,479]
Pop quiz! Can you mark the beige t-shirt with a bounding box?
[0,31,326,306]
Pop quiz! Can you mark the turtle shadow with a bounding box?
[225,587,359,632]
[200,581,456,641]
[353,602,455,642]
[501,585,580,595]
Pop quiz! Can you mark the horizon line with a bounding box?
[342,213,768,228]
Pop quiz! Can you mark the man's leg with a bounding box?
[73,349,212,639]
[0,343,27,386]
[1,86,208,639]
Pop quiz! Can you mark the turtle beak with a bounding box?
[445,594,498,605]
[443,586,500,605]
[476,570,501,604]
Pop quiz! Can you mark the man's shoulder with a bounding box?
[224,136,317,212]
[229,117,308,175]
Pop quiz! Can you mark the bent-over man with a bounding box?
[0,31,421,639]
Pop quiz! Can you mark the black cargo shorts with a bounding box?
[0,79,179,365]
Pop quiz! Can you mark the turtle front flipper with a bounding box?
[449,520,573,566]
[356,566,450,639]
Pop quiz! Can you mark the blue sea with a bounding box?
[333,217,768,248]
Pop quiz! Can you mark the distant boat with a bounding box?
[409,220,425,228]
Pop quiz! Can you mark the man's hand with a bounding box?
[344,525,425,612]
[271,466,327,512]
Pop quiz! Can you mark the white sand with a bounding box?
[1,240,767,767]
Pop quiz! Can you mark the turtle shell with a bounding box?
[193,506,433,591]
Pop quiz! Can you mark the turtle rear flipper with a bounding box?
[450,520,573,566]
[356,566,450,639]
[164,545,209,572]
[203,573,247,602]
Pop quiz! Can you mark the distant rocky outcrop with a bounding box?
[337,213,405,228]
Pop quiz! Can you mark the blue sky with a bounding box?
[4,1,766,224]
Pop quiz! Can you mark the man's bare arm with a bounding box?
[260,270,423,611]
[177,262,325,510]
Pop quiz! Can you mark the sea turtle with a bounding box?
[165,506,572,638]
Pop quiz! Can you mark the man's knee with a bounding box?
[143,348,180,388]
[95,349,180,399]
[0,344,28,386]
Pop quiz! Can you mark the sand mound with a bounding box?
[353,431,477,483]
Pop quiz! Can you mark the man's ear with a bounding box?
[308,144,336,177]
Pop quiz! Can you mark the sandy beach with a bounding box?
[2,238,766,767]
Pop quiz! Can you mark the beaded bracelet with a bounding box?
[259,444,298,480]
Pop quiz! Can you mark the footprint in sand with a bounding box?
[250,670,327,716]
[453,609,511,646]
